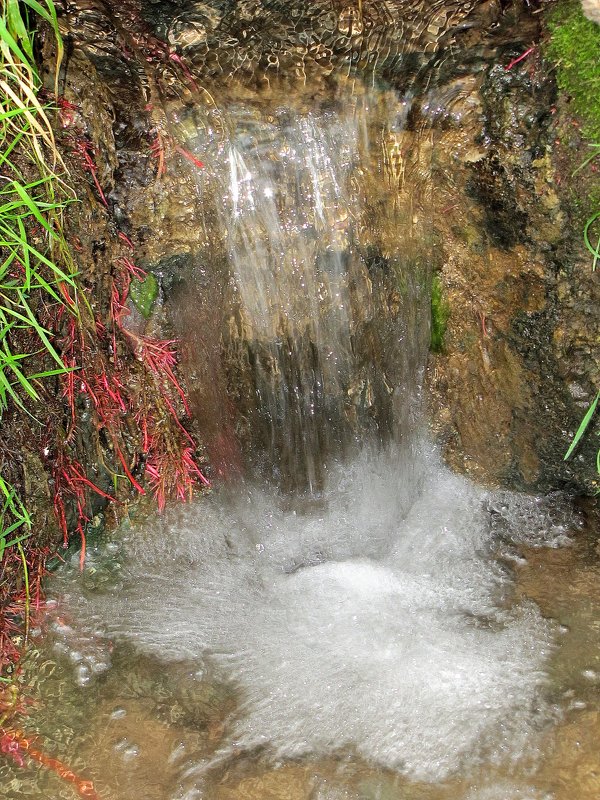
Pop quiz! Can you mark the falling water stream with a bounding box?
[3,10,600,798]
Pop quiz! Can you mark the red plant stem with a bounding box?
[116,257,147,281]
[168,52,200,92]
[182,447,210,486]
[0,728,102,799]
[64,464,115,502]
[118,231,134,249]
[505,46,535,71]
[160,391,194,443]
[150,131,166,177]
[82,152,107,206]
[78,526,86,572]
[114,445,145,495]
[174,146,204,169]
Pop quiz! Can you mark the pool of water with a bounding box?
[1,447,598,800]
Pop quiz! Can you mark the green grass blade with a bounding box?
[14,290,66,367]
[5,0,34,62]
[10,180,57,235]
[572,144,600,177]
[564,391,600,460]
[584,211,600,261]
[0,17,32,68]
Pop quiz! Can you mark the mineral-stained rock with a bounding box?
[44,0,599,495]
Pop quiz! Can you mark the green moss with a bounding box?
[129,273,159,319]
[546,2,600,141]
[430,274,450,354]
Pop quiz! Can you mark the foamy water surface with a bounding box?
[47,443,578,794]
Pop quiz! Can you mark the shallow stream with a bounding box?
[3,5,598,798]
[2,446,600,800]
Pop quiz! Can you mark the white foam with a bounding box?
[59,445,560,782]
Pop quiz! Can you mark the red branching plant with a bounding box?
[0,543,49,675]
[150,130,166,177]
[174,146,204,170]
[0,727,101,799]
[52,452,116,571]
[149,129,204,177]
[66,135,108,207]
[126,332,190,415]
[115,256,146,281]
[111,254,210,504]
[0,606,23,673]
[1,5,212,683]
[141,405,209,511]
[48,233,209,572]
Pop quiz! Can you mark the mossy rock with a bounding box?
[129,273,159,319]
[546,1,600,141]
[430,273,450,354]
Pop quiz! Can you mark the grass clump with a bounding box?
[430,274,450,354]
[0,0,76,673]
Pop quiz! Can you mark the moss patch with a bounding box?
[129,273,159,319]
[546,1,600,141]
[430,274,450,354]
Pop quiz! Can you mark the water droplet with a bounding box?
[582,669,599,682]
[75,664,91,686]
[122,744,140,760]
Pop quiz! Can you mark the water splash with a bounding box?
[54,444,569,784]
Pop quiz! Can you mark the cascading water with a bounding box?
[167,82,432,490]
[42,76,580,800]
[63,452,564,788]
[3,4,596,800]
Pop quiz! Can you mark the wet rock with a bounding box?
[426,15,600,494]
[581,0,600,25]
[42,0,599,496]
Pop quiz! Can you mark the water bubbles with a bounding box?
[122,744,140,760]
[168,742,187,764]
[60,447,558,783]
[581,669,600,682]
[68,650,83,664]
[74,664,91,686]
[47,611,113,687]
[464,784,549,800]
[114,738,128,752]
[568,700,587,711]
[113,738,140,760]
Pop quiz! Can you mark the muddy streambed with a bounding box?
[1,447,599,800]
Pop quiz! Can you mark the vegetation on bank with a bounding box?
[0,0,209,680]
[0,0,72,669]
[546,1,600,141]
[546,1,600,480]
[547,0,600,266]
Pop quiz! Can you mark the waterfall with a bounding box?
[48,75,575,794]
[169,82,431,489]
